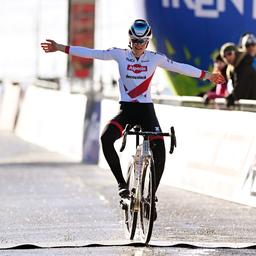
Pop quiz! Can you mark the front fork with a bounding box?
[133,140,151,212]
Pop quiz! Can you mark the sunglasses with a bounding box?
[224,51,235,58]
[131,39,149,44]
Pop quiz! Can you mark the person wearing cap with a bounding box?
[240,33,256,75]
[41,19,225,203]
[241,33,256,57]
[220,42,256,106]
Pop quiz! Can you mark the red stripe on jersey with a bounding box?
[109,120,124,137]
[128,72,155,99]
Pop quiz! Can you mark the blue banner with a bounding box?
[145,0,256,95]
[83,99,101,164]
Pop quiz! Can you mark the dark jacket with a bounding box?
[227,52,256,100]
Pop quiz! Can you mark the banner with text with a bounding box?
[145,0,256,95]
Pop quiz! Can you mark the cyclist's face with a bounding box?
[131,39,149,57]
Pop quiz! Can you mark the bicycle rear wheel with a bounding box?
[124,161,138,240]
[139,156,156,244]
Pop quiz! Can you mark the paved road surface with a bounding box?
[0,132,256,255]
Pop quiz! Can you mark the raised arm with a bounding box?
[41,39,115,60]
[41,39,66,53]
[158,55,225,85]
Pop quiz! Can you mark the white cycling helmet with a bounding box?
[128,19,152,40]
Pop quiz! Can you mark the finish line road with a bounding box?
[0,132,256,255]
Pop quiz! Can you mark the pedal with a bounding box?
[120,199,128,210]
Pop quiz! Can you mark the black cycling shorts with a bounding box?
[108,101,163,140]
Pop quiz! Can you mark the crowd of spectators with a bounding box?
[203,33,256,106]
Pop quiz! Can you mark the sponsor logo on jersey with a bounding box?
[155,127,160,132]
[126,75,146,79]
[127,64,148,74]
[141,59,150,62]
[126,57,135,62]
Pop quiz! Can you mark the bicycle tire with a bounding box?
[139,156,156,244]
[124,161,138,240]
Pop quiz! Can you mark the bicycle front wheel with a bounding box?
[124,161,138,240]
[139,156,156,244]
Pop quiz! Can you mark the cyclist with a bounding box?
[41,19,225,200]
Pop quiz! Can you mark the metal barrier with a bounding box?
[32,78,256,112]
[102,93,256,113]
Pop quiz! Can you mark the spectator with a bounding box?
[203,54,228,105]
[238,33,250,47]
[220,42,256,106]
[241,33,256,57]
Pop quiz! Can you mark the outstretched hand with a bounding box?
[41,39,59,53]
[208,73,226,84]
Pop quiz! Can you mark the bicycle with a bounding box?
[119,124,177,244]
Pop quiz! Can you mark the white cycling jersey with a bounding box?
[66,46,204,103]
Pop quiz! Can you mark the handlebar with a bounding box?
[169,126,177,154]
[120,124,177,154]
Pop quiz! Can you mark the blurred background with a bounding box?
[0,0,255,96]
